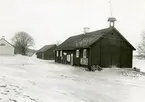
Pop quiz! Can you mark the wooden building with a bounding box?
[55,24,135,68]
[36,44,57,60]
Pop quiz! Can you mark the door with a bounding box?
[111,48,120,67]
[101,48,111,67]
[42,53,44,59]
[63,55,67,64]
[71,54,73,65]
[101,45,120,67]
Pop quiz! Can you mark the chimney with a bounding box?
[2,36,5,39]
[83,27,90,34]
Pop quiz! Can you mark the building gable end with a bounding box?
[89,28,135,50]
[0,39,14,48]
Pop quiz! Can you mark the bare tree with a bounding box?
[12,31,35,55]
[137,32,145,57]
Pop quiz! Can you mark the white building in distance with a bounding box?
[0,38,14,55]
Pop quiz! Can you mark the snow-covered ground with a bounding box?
[133,58,145,72]
[0,55,145,102]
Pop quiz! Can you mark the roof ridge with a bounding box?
[68,27,113,38]
[37,44,57,53]
[57,27,120,50]
[69,34,84,38]
[86,27,113,34]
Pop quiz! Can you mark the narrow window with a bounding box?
[83,49,87,58]
[67,55,70,62]
[56,51,59,57]
[60,51,62,57]
[76,50,79,58]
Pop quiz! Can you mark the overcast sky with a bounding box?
[0,0,145,49]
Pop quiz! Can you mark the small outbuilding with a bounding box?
[55,19,136,68]
[36,44,57,60]
[0,37,14,55]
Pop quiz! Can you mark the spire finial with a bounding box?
[108,0,116,27]
[109,0,113,17]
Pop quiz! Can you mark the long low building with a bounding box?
[36,44,57,60]
[55,18,136,68]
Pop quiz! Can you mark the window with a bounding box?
[83,49,87,58]
[67,55,70,62]
[76,50,79,58]
[63,52,67,55]
[60,51,62,57]
[56,51,59,57]
[0,43,5,46]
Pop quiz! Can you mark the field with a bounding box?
[0,55,145,102]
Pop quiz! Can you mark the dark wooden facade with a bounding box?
[55,27,135,68]
[90,31,133,67]
[36,44,57,60]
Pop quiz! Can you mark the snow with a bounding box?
[0,55,145,102]
[133,58,145,72]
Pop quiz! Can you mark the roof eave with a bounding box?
[113,28,136,50]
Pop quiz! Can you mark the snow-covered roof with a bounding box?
[37,44,57,53]
[57,27,135,50]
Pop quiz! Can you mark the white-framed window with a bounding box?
[76,50,79,58]
[60,51,62,57]
[83,49,87,58]
[56,51,59,57]
[67,55,70,62]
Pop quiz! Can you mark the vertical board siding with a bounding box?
[120,41,133,68]
[101,38,121,67]
[90,30,133,68]
[90,41,101,66]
